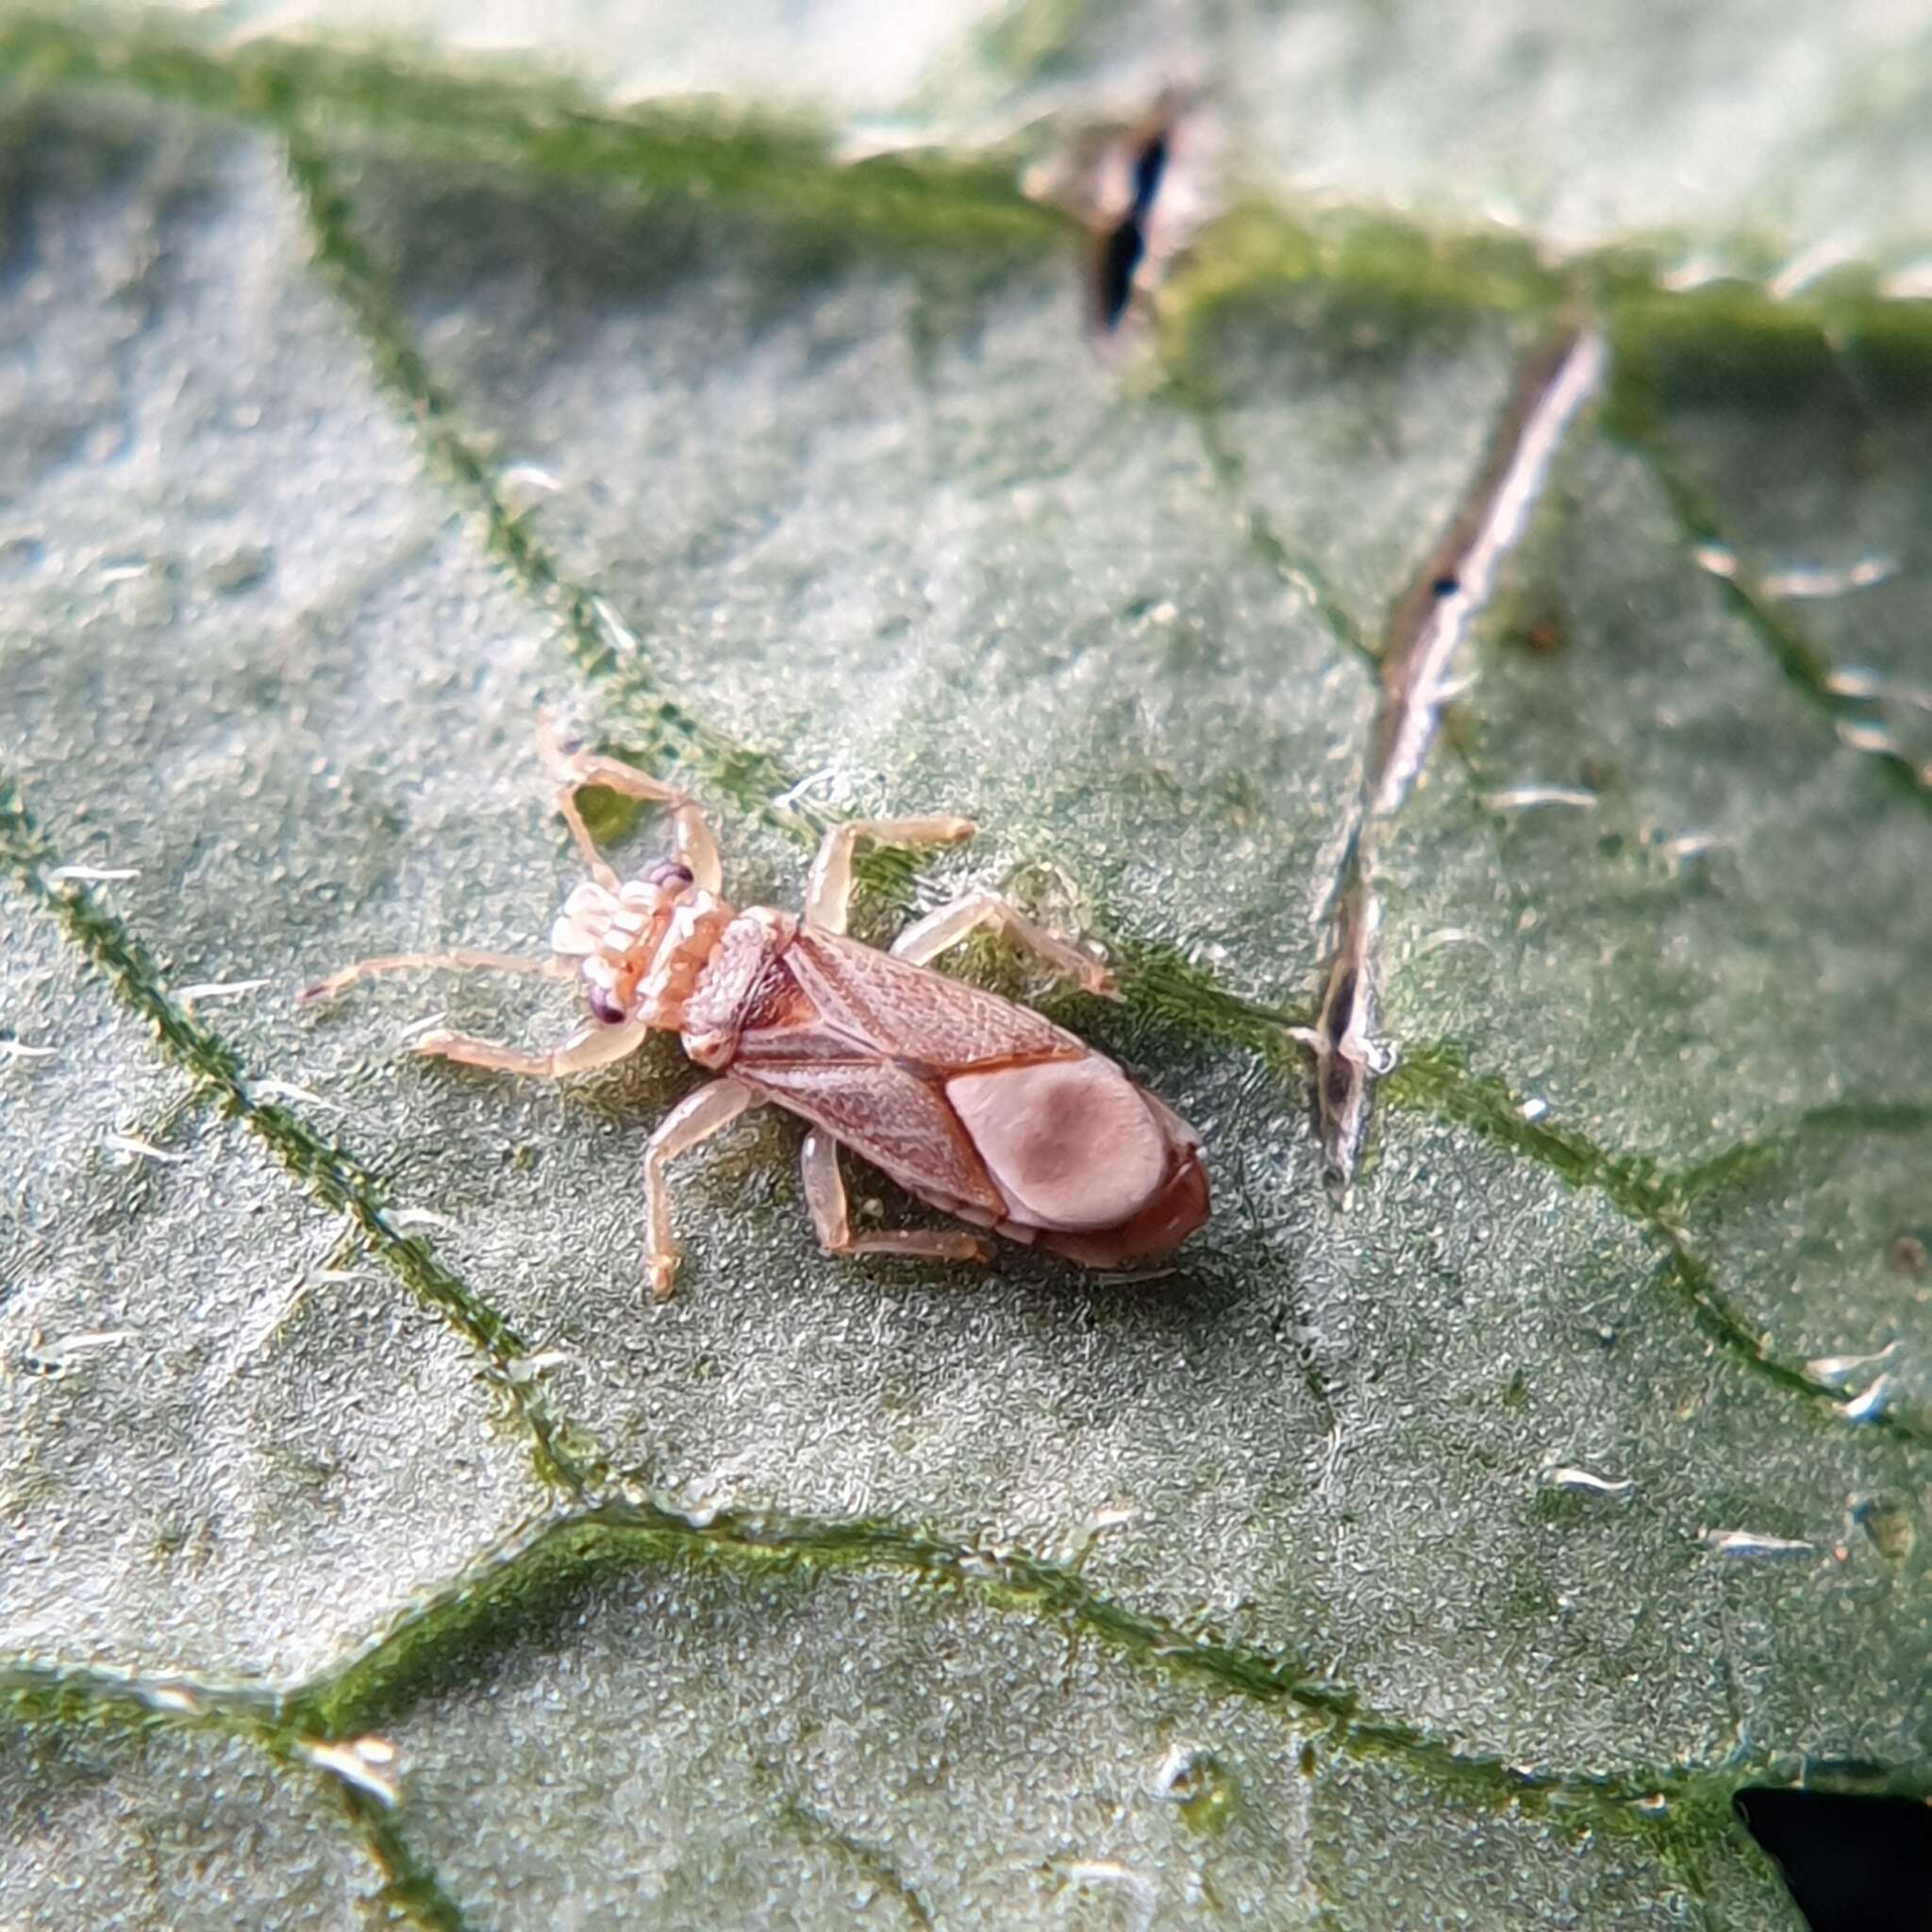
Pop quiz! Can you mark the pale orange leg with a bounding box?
[805,816,976,934]
[642,1077,763,1297]
[537,717,722,894]
[891,890,1119,999]
[298,949,571,1006]
[800,1131,992,1265]
[412,1017,650,1079]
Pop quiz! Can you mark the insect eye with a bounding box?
[643,859,695,891]
[585,985,627,1025]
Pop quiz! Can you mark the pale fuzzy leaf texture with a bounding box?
[2,8,1928,1930]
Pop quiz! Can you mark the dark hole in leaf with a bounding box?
[1734,1787,1932,1932]
[1325,966,1357,1041]
[1093,217,1146,330]
[1129,128,1169,221]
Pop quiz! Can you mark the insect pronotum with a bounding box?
[300,726,1209,1295]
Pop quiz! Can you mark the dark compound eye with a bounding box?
[642,859,695,891]
[585,984,627,1025]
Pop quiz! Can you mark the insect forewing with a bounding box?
[730,931,1191,1244]
[728,931,1091,1215]
[780,929,1083,1068]
[728,1054,1007,1219]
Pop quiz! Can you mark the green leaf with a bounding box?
[3,8,1926,1927]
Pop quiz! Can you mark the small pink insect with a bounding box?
[301,727,1208,1295]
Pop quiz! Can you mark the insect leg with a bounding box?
[537,718,721,894]
[642,1077,763,1297]
[297,950,571,1006]
[412,1017,650,1079]
[805,816,975,934]
[890,891,1119,998]
[800,1132,992,1264]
